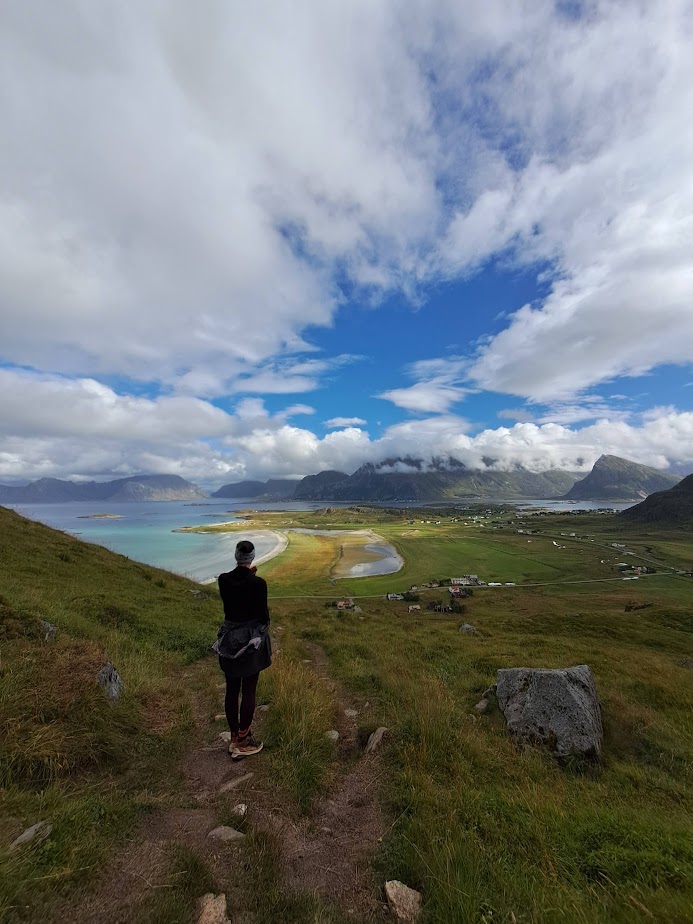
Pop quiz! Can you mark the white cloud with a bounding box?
[325,417,367,428]
[0,2,437,386]
[435,2,693,399]
[1,1,693,483]
[378,382,467,414]
[497,408,536,423]
[378,356,472,413]
[1,369,692,485]
[2,2,691,403]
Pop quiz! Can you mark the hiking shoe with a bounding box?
[232,730,263,759]
[227,732,239,755]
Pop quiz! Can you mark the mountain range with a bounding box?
[292,461,579,501]
[1,456,688,504]
[0,475,206,503]
[212,479,300,499]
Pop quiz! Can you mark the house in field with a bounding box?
[408,604,421,612]
[386,593,404,601]
[336,599,353,609]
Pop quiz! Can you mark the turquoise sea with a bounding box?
[4,500,322,583]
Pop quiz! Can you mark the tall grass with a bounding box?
[259,632,336,813]
[285,587,693,923]
[0,506,221,917]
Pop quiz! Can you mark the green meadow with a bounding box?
[1,504,692,923]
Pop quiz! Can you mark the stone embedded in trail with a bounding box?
[207,825,245,842]
[384,880,423,921]
[219,731,232,743]
[365,726,388,754]
[344,708,358,718]
[219,772,254,793]
[96,663,124,701]
[496,665,603,761]
[325,729,340,741]
[9,821,52,851]
[213,713,225,722]
[197,893,231,924]
[459,623,479,636]
[231,803,248,819]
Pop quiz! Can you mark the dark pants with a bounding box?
[223,671,260,734]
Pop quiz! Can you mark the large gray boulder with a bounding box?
[496,665,603,761]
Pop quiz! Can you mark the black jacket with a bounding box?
[215,566,272,677]
[218,566,270,623]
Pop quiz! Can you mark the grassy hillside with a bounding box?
[0,505,222,918]
[2,504,692,923]
[620,473,693,528]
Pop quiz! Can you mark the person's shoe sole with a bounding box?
[232,742,264,760]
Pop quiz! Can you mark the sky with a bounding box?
[1,0,693,487]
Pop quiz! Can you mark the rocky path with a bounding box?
[49,644,390,924]
[262,641,387,916]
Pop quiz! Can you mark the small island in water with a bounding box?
[76,513,124,519]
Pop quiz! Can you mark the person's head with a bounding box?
[235,539,255,568]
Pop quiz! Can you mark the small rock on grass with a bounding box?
[218,731,232,743]
[10,821,52,851]
[344,708,358,718]
[459,623,479,636]
[197,893,231,924]
[96,662,124,700]
[231,803,248,819]
[219,772,254,794]
[384,880,422,922]
[208,826,245,843]
[365,727,388,754]
[325,729,340,741]
[40,621,58,642]
[474,684,498,714]
[214,713,226,722]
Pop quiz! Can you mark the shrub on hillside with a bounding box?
[0,595,42,641]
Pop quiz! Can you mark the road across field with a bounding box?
[269,570,688,599]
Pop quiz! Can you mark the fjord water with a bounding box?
[3,500,317,582]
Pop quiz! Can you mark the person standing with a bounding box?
[215,540,272,759]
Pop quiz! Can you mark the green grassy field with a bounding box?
[1,504,692,923]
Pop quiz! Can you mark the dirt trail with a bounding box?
[50,646,388,923]
[260,642,387,916]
